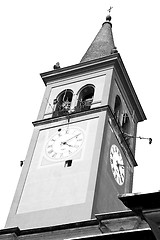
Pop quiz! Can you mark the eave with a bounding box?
[119,191,160,240]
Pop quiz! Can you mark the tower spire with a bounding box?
[80,13,117,63]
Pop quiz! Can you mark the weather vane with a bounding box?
[108,6,113,14]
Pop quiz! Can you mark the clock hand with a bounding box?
[62,133,82,144]
[116,161,123,183]
[117,163,124,168]
[61,142,74,147]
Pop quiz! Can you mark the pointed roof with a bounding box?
[80,15,117,63]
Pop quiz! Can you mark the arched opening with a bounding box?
[114,95,122,124]
[76,84,95,111]
[121,113,130,134]
[52,89,73,117]
[121,112,131,146]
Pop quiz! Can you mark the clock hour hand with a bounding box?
[117,163,124,168]
[61,142,73,147]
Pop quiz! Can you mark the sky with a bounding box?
[0,0,160,229]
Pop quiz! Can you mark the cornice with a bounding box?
[0,211,151,239]
[32,105,137,167]
[40,53,119,86]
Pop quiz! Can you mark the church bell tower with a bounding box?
[5,14,146,230]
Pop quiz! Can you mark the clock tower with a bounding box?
[5,15,146,230]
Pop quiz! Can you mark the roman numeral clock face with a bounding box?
[110,144,125,186]
[45,127,84,160]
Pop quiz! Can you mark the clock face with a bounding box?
[45,127,84,160]
[110,144,125,185]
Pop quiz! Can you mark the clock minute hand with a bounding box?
[62,133,81,144]
[116,162,123,182]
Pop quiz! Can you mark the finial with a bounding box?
[106,6,113,22]
[107,6,113,14]
[106,14,111,22]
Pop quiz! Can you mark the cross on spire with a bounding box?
[108,6,113,14]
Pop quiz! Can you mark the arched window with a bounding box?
[121,113,130,134]
[76,84,95,111]
[52,89,73,117]
[114,95,122,124]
